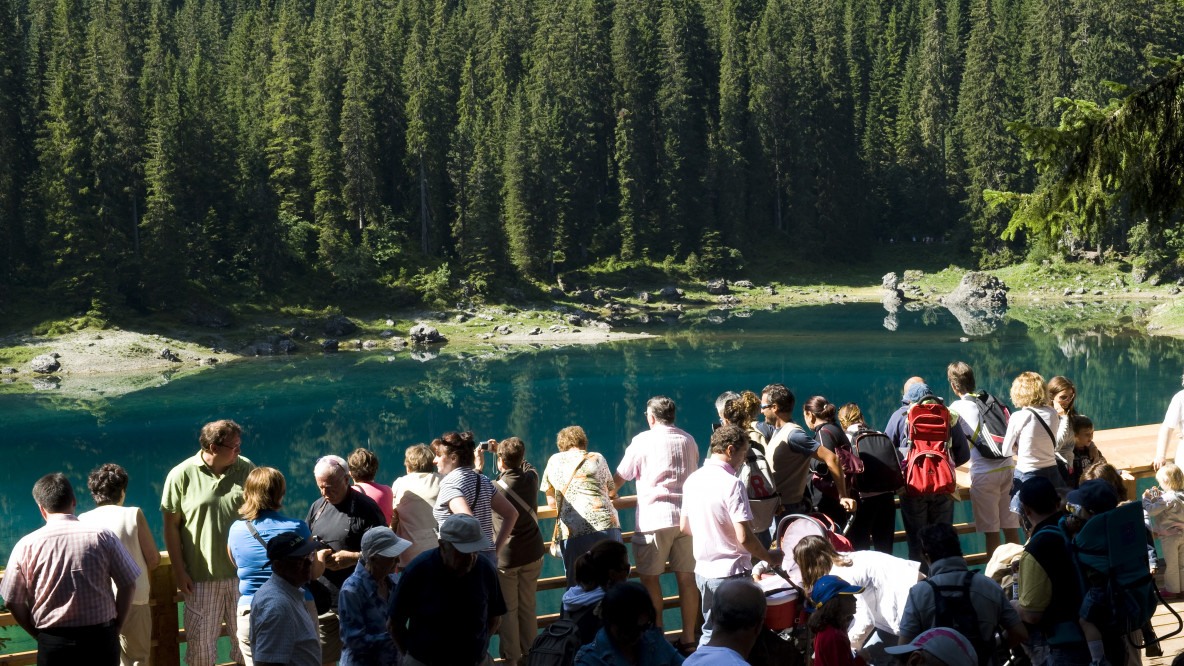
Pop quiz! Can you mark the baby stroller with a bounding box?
[748,514,854,666]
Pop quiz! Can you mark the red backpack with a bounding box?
[903,396,956,496]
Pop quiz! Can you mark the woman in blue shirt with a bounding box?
[338,527,411,666]
[227,466,325,666]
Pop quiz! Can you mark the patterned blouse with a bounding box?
[541,449,620,539]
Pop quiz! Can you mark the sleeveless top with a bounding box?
[78,504,151,605]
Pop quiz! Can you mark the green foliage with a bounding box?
[0,0,1178,302]
[412,263,455,306]
[686,230,743,278]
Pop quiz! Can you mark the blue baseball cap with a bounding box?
[808,575,864,610]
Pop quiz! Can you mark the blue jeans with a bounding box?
[695,571,752,647]
[899,493,953,568]
[1009,466,1071,515]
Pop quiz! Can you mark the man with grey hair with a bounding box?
[306,454,385,666]
[684,578,767,665]
[614,395,701,652]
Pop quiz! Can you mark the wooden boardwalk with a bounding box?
[1149,596,1184,665]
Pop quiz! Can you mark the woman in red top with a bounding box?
[808,575,867,666]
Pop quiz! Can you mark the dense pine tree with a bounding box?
[0,0,1179,304]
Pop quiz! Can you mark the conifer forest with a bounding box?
[0,0,1182,308]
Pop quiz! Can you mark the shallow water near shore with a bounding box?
[1,302,1181,647]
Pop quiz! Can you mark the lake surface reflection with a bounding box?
[2,302,1182,571]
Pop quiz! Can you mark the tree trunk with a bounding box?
[419,157,430,255]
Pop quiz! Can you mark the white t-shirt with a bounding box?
[682,459,754,579]
[950,396,1015,476]
[1164,390,1184,462]
[684,645,749,665]
[1003,406,1060,473]
[833,550,922,648]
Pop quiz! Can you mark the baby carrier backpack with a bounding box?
[903,396,956,496]
[851,428,904,493]
[924,571,999,666]
[1069,501,1181,649]
[966,391,1010,459]
[741,442,781,532]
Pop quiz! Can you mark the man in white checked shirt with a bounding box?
[614,395,700,653]
[1,473,140,666]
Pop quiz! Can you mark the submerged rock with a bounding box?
[321,339,339,352]
[32,376,61,390]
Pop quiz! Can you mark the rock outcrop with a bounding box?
[31,354,61,374]
[409,323,447,343]
[323,315,358,337]
[942,272,1010,335]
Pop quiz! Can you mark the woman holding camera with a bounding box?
[541,425,621,586]
[431,430,519,565]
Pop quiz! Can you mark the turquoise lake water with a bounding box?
[1,301,1181,653]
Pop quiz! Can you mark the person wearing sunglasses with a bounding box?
[161,419,255,666]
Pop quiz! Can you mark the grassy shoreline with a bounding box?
[2,257,1182,397]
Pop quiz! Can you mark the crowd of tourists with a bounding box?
[9,360,1184,666]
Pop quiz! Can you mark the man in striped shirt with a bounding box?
[1,473,140,666]
[614,395,700,653]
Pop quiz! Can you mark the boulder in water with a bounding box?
[881,272,899,291]
[942,272,1009,336]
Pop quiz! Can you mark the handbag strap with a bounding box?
[245,520,269,549]
[551,453,592,544]
[1025,407,1059,448]
[496,478,536,518]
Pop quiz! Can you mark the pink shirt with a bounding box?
[616,423,699,532]
[354,482,394,525]
[0,514,140,628]
[681,459,754,579]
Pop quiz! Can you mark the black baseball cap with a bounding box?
[266,531,318,563]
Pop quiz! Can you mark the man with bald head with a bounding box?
[306,454,385,665]
[683,578,767,664]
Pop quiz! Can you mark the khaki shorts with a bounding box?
[632,525,694,575]
[318,609,343,664]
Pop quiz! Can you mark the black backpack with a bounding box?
[851,428,904,493]
[925,571,997,666]
[526,618,583,666]
[966,392,1011,459]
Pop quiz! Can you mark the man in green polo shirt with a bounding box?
[162,419,254,666]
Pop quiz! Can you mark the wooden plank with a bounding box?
[0,650,36,666]
[538,594,682,628]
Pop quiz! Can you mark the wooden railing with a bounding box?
[0,423,1159,665]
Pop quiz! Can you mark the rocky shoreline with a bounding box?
[2,265,1182,397]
